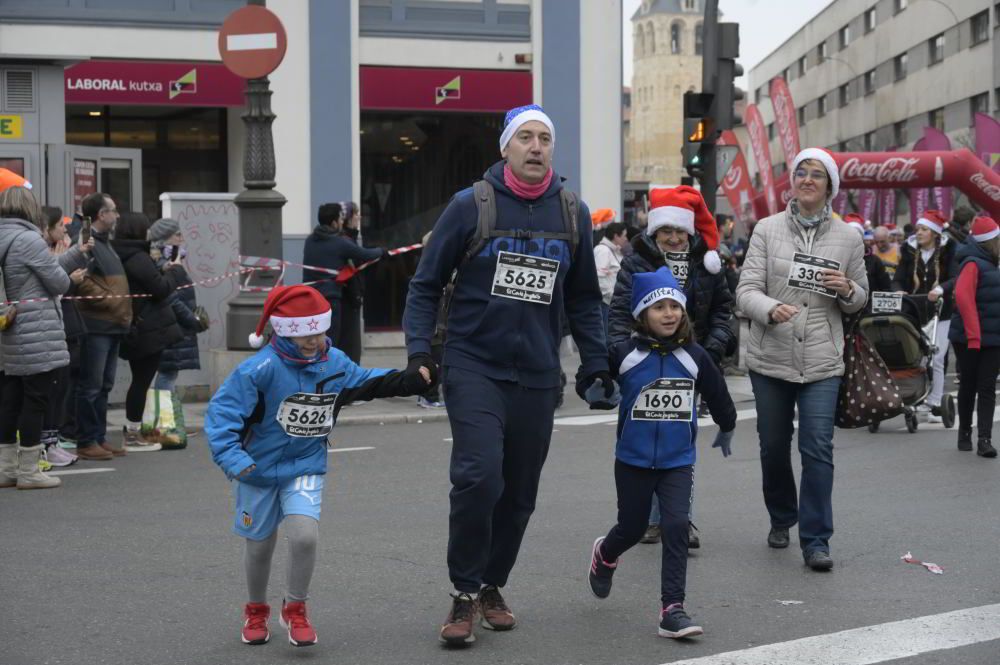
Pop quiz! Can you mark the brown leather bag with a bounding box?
[836,330,904,428]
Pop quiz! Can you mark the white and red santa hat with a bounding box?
[970,215,1000,242]
[843,213,866,237]
[248,285,332,349]
[916,210,947,235]
[646,185,722,274]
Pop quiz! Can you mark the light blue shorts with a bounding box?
[232,474,325,540]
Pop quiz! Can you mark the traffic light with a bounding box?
[683,91,714,180]
[714,22,744,130]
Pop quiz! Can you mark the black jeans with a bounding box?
[601,461,693,606]
[51,337,81,439]
[954,344,1000,436]
[338,299,363,364]
[126,351,163,423]
[0,368,60,447]
[324,297,344,348]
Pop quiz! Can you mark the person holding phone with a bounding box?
[148,217,208,440]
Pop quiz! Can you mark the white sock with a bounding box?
[127,421,141,432]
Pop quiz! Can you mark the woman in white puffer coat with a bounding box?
[735,148,869,572]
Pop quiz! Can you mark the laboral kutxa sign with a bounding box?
[65,60,245,107]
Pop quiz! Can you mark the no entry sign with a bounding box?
[218,5,287,79]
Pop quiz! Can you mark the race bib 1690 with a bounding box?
[631,378,695,422]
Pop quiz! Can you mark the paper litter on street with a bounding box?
[901,552,944,574]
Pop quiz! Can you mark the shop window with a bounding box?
[108,118,157,149]
[0,158,25,175]
[360,111,505,329]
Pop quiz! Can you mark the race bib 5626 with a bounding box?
[276,392,338,437]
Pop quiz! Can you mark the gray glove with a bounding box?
[712,429,734,457]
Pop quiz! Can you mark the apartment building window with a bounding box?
[971,92,989,122]
[894,0,908,13]
[818,95,828,117]
[695,23,703,55]
[817,41,828,60]
[894,120,907,146]
[894,52,908,80]
[929,33,945,65]
[864,131,875,151]
[798,55,807,76]
[839,83,851,107]
[864,69,876,95]
[971,11,989,45]
[781,67,789,82]
[671,23,681,54]
[683,0,696,9]
[798,107,806,126]
[768,123,775,140]
[865,8,876,33]
[755,86,763,104]
[839,24,851,50]
[928,107,944,131]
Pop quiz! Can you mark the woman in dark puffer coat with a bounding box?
[608,186,735,548]
[112,212,184,450]
[148,217,206,392]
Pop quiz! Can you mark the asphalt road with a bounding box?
[4,396,1000,665]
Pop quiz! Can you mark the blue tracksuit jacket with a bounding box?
[403,160,608,388]
[206,341,413,486]
[610,335,737,469]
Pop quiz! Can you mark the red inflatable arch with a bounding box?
[750,149,1000,221]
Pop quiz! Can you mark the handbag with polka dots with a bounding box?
[836,331,904,428]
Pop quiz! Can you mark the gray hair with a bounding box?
[0,186,44,230]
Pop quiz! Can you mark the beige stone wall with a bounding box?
[626,11,703,185]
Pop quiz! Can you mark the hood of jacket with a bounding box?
[308,224,340,242]
[955,236,997,266]
[0,217,42,253]
[112,237,152,263]
[482,159,564,203]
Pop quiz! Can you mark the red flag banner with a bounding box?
[857,189,878,222]
[717,130,757,225]
[744,104,778,215]
[769,77,801,172]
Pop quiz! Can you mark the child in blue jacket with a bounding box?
[588,267,736,639]
[206,285,431,648]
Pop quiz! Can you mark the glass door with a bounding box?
[46,144,142,216]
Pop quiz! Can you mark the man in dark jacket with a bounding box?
[302,203,385,348]
[74,192,131,460]
[403,104,615,647]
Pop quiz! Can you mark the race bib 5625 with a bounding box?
[491,251,559,305]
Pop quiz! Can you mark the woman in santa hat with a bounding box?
[891,209,957,423]
[205,285,432,649]
[948,216,1000,457]
[607,185,735,548]
[736,147,870,571]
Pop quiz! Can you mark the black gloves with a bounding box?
[575,370,621,410]
[403,353,439,394]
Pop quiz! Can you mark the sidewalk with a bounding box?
[105,367,757,432]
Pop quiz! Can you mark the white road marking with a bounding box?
[327,446,374,453]
[47,467,115,476]
[226,33,278,51]
[554,408,758,427]
[663,602,1000,665]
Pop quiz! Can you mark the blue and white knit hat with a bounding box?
[500,104,555,151]
[631,267,687,319]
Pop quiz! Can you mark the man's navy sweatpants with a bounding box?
[443,366,559,593]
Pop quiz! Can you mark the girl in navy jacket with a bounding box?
[588,267,736,639]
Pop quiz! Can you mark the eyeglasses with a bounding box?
[794,169,828,181]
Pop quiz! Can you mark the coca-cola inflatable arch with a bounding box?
[749,149,1000,220]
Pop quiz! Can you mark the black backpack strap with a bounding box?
[559,188,580,258]
[466,180,496,266]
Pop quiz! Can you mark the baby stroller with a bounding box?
[859,294,956,433]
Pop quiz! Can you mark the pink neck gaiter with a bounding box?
[504,163,553,200]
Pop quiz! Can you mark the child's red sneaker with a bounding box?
[280,600,317,647]
[241,602,271,645]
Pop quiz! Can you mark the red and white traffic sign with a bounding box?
[218,5,287,80]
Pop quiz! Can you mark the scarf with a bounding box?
[271,335,330,365]
[790,199,831,229]
[503,163,553,200]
